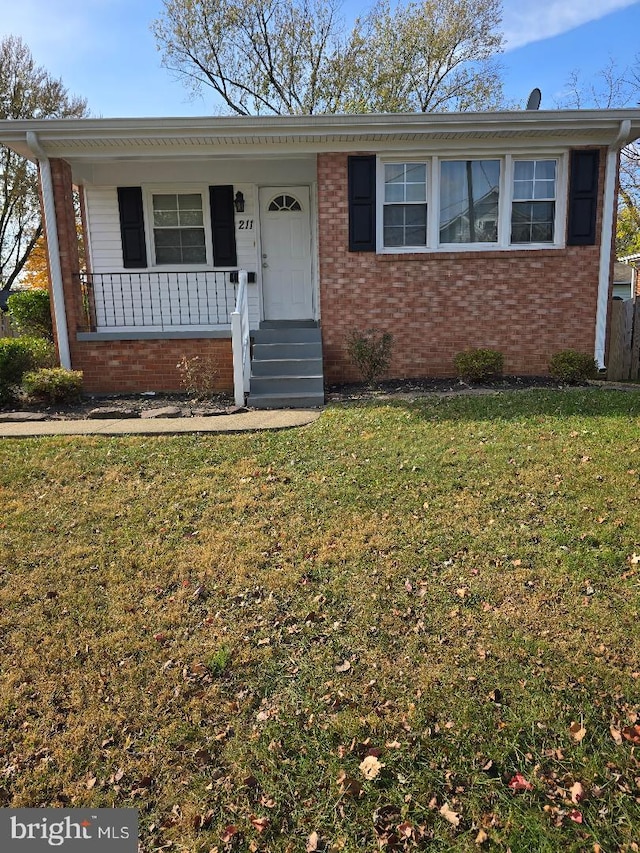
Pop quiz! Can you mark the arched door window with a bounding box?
[268,194,302,212]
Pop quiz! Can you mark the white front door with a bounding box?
[259,186,313,320]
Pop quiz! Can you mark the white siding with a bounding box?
[84,182,262,329]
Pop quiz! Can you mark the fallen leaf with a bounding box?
[306,830,321,852]
[220,825,239,843]
[359,755,384,780]
[85,775,97,790]
[335,770,363,798]
[249,815,270,833]
[568,809,583,824]
[610,726,623,745]
[397,822,413,838]
[439,803,460,826]
[570,781,585,804]
[475,828,489,845]
[569,721,586,743]
[622,724,640,744]
[335,660,351,673]
[508,773,533,792]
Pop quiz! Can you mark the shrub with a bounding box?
[176,354,220,400]
[548,350,598,383]
[346,328,393,386]
[22,368,83,403]
[6,289,53,340]
[0,337,56,403]
[454,348,504,383]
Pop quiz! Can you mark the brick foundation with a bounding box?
[317,152,608,383]
[71,338,233,394]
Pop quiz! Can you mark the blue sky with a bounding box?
[1,0,640,117]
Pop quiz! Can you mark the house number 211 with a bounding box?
[238,219,254,230]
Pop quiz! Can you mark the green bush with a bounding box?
[346,328,393,386]
[6,289,53,340]
[548,349,598,383]
[0,337,56,403]
[22,368,83,404]
[454,348,504,382]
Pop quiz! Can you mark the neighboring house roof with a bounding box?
[1,110,640,169]
[614,262,634,284]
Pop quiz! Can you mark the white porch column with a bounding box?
[25,131,71,369]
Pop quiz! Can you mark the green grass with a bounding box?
[1,389,639,852]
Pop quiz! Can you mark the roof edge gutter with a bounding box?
[25,131,71,369]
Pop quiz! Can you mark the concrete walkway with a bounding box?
[0,409,322,438]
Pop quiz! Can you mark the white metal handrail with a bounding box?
[231,269,251,406]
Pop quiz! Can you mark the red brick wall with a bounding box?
[72,338,233,394]
[317,151,607,382]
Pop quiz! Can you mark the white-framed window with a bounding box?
[151,192,207,265]
[382,162,428,248]
[510,159,557,244]
[439,159,501,245]
[377,153,565,253]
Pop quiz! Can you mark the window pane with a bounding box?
[153,194,178,211]
[385,164,405,183]
[154,209,179,227]
[384,162,427,205]
[440,160,500,243]
[511,201,555,243]
[533,180,556,200]
[406,182,427,202]
[182,246,207,263]
[181,227,206,247]
[385,184,405,203]
[383,204,427,247]
[178,194,202,210]
[405,226,427,245]
[405,163,426,183]
[513,180,533,200]
[154,229,180,248]
[535,160,556,180]
[155,246,182,264]
[513,161,534,181]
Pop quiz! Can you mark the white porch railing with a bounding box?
[231,269,251,406]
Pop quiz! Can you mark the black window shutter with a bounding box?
[567,150,600,246]
[117,187,147,268]
[348,155,376,252]
[209,186,237,267]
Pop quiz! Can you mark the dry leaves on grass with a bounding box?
[439,803,460,826]
[508,773,533,792]
[569,721,587,742]
[359,755,384,780]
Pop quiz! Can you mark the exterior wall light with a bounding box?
[234,191,245,213]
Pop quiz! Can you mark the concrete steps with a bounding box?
[248,322,325,409]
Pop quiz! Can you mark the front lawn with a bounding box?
[1,390,639,852]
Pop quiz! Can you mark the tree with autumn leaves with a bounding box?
[0,36,87,304]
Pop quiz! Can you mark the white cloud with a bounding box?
[502,0,640,50]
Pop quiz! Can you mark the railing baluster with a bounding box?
[74,270,241,329]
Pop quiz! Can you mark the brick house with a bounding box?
[1,110,639,406]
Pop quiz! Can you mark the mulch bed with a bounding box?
[0,377,581,422]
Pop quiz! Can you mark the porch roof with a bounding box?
[1,109,640,165]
